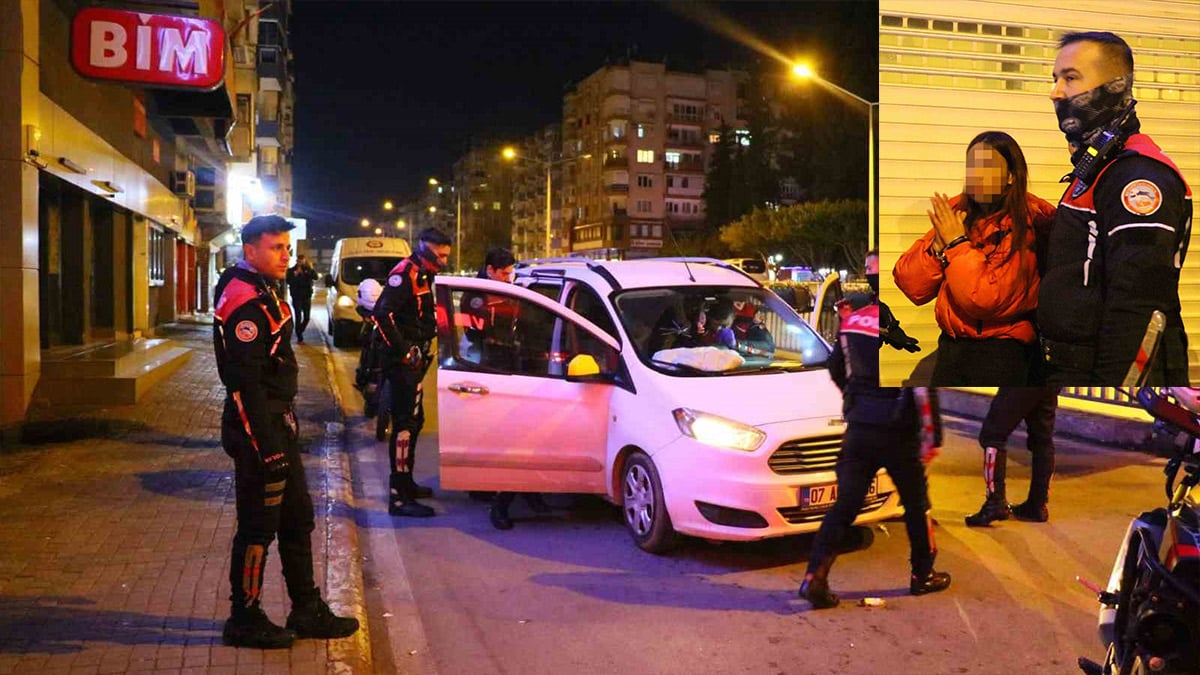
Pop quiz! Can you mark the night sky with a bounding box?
[290,1,879,238]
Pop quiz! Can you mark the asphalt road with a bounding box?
[316,302,1170,675]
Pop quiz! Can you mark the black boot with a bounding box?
[413,483,434,499]
[964,494,1010,527]
[910,570,952,596]
[286,594,360,639]
[798,565,839,609]
[223,606,296,649]
[490,503,514,530]
[389,473,434,517]
[389,500,435,517]
[1010,500,1049,522]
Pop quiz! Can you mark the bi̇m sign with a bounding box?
[71,7,226,90]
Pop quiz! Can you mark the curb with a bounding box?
[318,333,373,674]
[939,389,1155,450]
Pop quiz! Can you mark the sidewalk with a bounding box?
[0,322,370,674]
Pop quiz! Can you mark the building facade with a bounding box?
[508,123,564,261]
[562,61,744,259]
[0,0,295,432]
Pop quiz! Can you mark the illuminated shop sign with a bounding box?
[71,7,225,90]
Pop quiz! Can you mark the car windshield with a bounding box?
[341,257,403,286]
[612,286,831,376]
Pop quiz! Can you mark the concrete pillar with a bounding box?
[0,0,41,435]
[131,216,149,335]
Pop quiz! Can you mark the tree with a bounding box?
[719,200,868,273]
[703,124,736,230]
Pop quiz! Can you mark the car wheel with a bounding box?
[621,452,679,554]
[375,380,392,442]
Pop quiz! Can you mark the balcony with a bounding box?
[604,109,631,122]
[603,156,628,169]
[664,136,706,150]
[257,46,287,92]
[667,113,705,125]
[606,134,628,146]
[255,119,282,147]
[665,160,706,174]
[604,183,629,194]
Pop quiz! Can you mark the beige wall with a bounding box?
[877,0,1200,386]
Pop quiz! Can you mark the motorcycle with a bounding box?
[1078,386,1200,675]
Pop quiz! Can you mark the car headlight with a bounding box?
[336,295,355,308]
[672,408,766,451]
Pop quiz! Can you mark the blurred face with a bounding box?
[244,231,292,281]
[964,144,1010,205]
[486,264,515,283]
[424,243,452,270]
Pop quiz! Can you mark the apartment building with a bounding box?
[562,61,745,259]
[508,123,564,261]
[453,147,513,271]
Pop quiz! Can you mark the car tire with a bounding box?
[375,380,392,442]
[621,452,679,554]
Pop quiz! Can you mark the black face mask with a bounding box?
[867,274,879,295]
[1054,74,1134,152]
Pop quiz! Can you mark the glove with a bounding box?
[882,325,922,353]
[402,345,426,370]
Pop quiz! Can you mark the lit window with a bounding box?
[735,130,751,147]
[636,124,647,138]
[637,149,655,163]
[438,186,443,193]
[665,151,681,164]
[493,202,501,210]
[709,133,720,143]
[473,202,481,210]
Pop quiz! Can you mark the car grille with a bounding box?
[776,493,890,525]
[767,435,842,475]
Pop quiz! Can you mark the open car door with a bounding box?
[433,276,623,495]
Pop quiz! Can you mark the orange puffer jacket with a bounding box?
[893,193,1056,344]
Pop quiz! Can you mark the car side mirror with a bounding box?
[565,354,612,383]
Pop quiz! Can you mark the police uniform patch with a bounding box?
[235,320,258,342]
[388,274,402,287]
[1121,179,1163,216]
[470,297,484,309]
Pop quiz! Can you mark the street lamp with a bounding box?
[501,145,555,259]
[360,218,370,228]
[383,200,394,211]
[791,62,877,249]
[373,227,383,236]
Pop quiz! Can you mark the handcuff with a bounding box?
[931,235,970,268]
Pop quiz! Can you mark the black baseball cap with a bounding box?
[241,215,295,244]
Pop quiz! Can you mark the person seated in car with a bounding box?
[730,301,775,358]
[460,248,519,369]
[650,295,709,353]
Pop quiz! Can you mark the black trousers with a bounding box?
[291,293,312,335]
[932,333,1037,386]
[978,386,1060,505]
[222,405,316,615]
[806,420,935,578]
[386,362,429,502]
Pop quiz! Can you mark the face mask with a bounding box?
[867,274,879,295]
[416,245,445,272]
[1053,74,1133,152]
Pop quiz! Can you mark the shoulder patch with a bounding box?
[470,296,484,309]
[388,274,403,287]
[235,320,259,342]
[1121,179,1163,216]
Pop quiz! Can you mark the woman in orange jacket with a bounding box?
[893,131,1056,385]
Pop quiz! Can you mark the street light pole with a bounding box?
[544,163,552,258]
[455,191,462,272]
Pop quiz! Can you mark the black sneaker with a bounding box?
[222,606,296,649]
[964,497,1010,527]
[1010,501,1049,522]
[286,596,360,640]
[910,570,952,596]
[389,501,435,518]
[798,576,839,609]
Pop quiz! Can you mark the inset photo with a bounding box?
[877,1,1199,387]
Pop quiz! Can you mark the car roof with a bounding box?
[515,257,761,292]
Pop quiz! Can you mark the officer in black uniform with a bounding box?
[286,254,319,343]
[373,227,452,517]
[798,281,950,608]
[213,215,358,649]
[1039,31,1192,384]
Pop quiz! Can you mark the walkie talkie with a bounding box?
[1063,100,1137,199]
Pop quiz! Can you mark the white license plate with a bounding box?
[801,477,878,510]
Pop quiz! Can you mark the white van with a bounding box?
[432,257,902,553]
[326,237,411,347]
[722,257,770,284]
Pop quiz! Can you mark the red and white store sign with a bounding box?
[71,7,225,90]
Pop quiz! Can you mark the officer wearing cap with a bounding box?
[373,227,452,517]
[213,215,358,648]
[1040,31,1191,384]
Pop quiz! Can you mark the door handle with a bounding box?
[449,383,489,395]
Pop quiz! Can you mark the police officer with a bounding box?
[461,247,518,369]
[373,227,452,517]
[286,254,319,343]
[965,386,1062,526]
[214,215,358,648]
[1039,31,1192,385]
[798,284,950,609]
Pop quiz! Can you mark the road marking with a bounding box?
[954,598,979,644]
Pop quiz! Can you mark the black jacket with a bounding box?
[372,254,438,356]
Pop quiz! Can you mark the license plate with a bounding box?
[802,477,878,510]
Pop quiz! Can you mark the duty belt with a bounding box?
[1039,337,1095,372]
